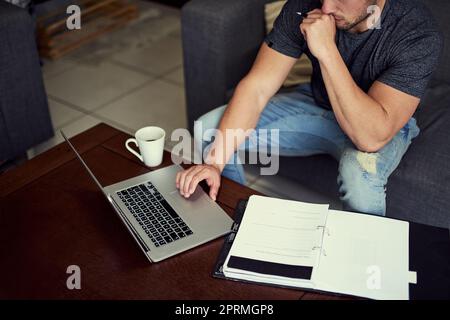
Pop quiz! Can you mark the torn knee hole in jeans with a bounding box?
[356,152,378,174]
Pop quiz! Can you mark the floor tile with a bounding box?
[47,98,84,129]
[61,0,180,65]
[111,35,182,76]
[135,0,181,17]
[28,116,101,159]
[163,66,184,86]
[41,58,78,80]
[94,79,187,137]
[44,62,150,111]
[60,115,102,138]
[168,23,182,38]
[130,0,181,41]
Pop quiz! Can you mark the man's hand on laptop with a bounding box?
[176,164,221,201]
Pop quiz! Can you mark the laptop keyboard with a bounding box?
[116,182,193,247]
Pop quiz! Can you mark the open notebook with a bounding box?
[221,195,413,300]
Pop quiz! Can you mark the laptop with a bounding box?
[62,131,233,262]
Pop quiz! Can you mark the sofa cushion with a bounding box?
[387,1,450,227]
[0,1,53,159]
[420,0,450,86]
[387,93,450,228]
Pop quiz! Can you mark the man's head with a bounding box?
[320,0,379,31]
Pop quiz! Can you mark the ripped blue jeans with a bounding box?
[194,84,420,216]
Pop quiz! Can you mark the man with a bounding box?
[176,0,442,216]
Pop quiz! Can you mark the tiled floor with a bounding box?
[35,0,184,145]
[30,0,341,208]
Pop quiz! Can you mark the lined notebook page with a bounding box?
[225,195,329,268]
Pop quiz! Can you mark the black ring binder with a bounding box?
[213,198,450,300]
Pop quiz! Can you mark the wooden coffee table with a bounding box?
[0,124,339,299]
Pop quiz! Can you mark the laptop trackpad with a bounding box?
[169,188,209,205]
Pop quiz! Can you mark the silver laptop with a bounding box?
[62,131,233,262]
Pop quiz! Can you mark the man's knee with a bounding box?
[337,150,386,216]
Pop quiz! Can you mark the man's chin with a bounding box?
[336,20,354,31]
[335,23,348,30]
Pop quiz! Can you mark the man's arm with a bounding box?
[320,47,419,153]
[209,43,297,170]
[301,10,420,153]
[176,43,297,200]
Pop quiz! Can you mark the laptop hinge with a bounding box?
[109,195,151,254]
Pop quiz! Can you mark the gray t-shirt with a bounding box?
[265,0,443,110]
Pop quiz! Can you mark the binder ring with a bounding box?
[312,246,327,256]
[316,225,331,236]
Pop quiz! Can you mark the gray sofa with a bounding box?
[182,0,450,228]
[0,1,53,162]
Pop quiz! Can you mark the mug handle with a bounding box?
[125,138,143,162]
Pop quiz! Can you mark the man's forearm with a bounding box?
[319,45,391,152]
[205,78,267,172]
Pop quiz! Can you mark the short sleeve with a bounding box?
[264,0,312,59]
[377,31,443,99]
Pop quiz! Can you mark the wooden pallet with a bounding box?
[37,0,138,60]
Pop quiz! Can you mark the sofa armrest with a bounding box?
[0,2,53,160]
[181,0,273,131]
[386,84,450,228]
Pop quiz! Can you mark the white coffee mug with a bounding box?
[125,127,166,167]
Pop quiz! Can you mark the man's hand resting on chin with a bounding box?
[176,164,221,201]
[300,9,337,61]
